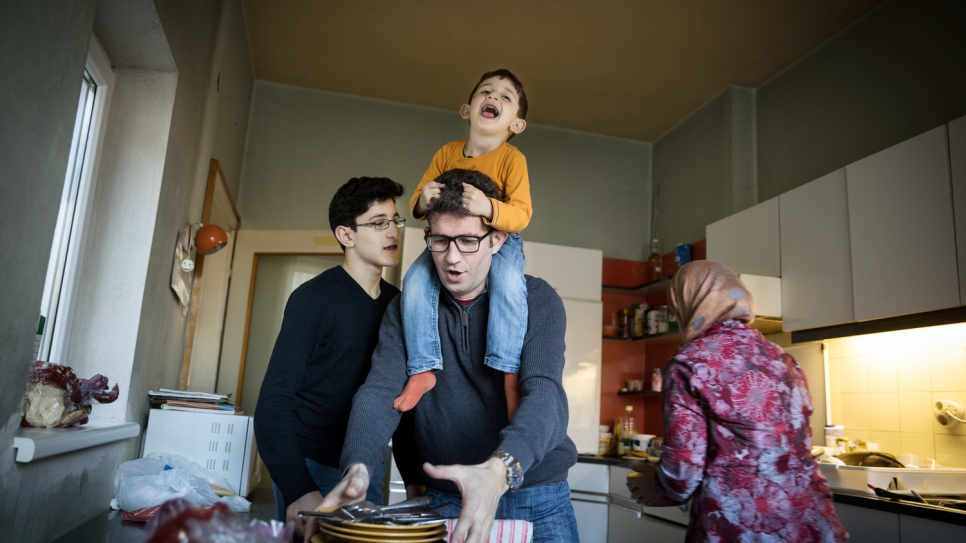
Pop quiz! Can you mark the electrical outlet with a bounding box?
[935,399,964,428]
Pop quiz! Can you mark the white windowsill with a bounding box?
[13,418,141,462]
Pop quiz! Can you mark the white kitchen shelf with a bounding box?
[13,418,140,462]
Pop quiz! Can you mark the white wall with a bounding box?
[0,1,254,540]
[238,82,653,260]
[0,3,108,541]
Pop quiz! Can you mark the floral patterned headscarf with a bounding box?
[669,261,755,345]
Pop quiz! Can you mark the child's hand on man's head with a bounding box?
[417,182,442,214]
[461,182,494,221]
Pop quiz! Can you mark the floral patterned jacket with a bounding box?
[656,320,848,542]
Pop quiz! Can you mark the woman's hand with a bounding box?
[626,462,675,507]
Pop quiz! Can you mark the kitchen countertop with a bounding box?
[576,455,966,526]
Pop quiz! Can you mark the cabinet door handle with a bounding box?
[609,502,642,518]
[571,496,608,505]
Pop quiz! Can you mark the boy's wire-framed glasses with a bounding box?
[424,230,493,253]
[352,217,406,230]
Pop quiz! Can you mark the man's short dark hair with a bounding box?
[329,176,404,250]
[426,169,501,225]
[468,68,528,121]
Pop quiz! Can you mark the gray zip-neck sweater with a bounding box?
[342,275,577,493]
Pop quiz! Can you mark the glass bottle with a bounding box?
[648,239,663,281]
[622,405,635,453]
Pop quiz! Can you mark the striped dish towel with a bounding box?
[443,519,533,543]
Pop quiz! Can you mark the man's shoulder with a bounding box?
[524,275,562,304]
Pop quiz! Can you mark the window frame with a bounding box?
[39,35,114,366]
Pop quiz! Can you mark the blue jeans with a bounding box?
[272,458,386,521]
[401,233,527,374]
[426,481,579,543]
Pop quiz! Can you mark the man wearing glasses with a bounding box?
[312,169,580,543]
[254,176,410,538]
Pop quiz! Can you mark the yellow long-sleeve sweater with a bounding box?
[409,140,532,233]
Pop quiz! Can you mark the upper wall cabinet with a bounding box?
[846,126,959,322]
[950,115,966,306]
[706,197,781,277]
[779,169,854,331]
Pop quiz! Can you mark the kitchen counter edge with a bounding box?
[576,456,966,526]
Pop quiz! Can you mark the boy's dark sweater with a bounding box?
[253,265,399,505]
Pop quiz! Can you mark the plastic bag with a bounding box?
[113,452,250,512]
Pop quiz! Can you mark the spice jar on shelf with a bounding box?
[633,303,648,337]
[620,309,633,338]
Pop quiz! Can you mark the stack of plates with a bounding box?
[313,521,447,543]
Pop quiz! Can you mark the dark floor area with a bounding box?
[53,486,278,543]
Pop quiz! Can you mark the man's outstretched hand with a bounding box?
[302,464,370,543]
[423,458,507,543]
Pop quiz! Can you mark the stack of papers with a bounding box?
[148,388,240,415]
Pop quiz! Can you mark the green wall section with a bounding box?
[756,0,966,201]
[653,88,738,250]
[654,0,966,244]
[239,82,653,260]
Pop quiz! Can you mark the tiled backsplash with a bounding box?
[827,322,966,468]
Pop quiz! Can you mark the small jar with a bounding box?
[651,368,662,392]
[657,306,670,333]
[620,309,633,338]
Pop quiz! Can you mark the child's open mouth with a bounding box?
[481,104,499,119]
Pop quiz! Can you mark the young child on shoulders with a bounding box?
[395,69,532,421]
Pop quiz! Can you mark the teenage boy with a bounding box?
[254,176,406,538]
[396,69,532,421]
[313,170,579,543]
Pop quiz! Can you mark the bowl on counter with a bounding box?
[602,325,619,337]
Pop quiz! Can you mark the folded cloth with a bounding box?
[444,519,533,543]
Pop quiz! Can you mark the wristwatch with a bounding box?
[491,450,524,490]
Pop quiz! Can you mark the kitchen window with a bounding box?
[36,35,113,366]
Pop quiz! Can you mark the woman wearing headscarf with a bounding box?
[627,261,847,542]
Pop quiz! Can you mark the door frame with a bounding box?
[180,159,241,390]
[216,230,344,405]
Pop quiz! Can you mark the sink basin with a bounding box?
[818,463,966,495]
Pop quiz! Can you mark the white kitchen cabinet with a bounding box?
[833,503,900,543]
[779,169,854,331]
[899,514,966,540]
[608,498,643,543]
[639,516,686,542]
[524,240,602,302]
[560,297,602,455]
[570,463,609,543]
[607,465,688,542]
[845,126,959,321]
[706,197,781,278]
[950,114,966,306]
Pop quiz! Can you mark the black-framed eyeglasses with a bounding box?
[424,230,493,253]
[352,217,406,230]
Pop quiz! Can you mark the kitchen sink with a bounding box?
[818,463,966,495]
